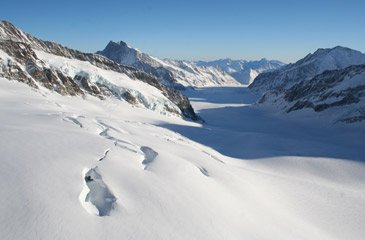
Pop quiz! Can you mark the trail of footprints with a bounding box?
[66,117,160,216]
[63,115,213,216]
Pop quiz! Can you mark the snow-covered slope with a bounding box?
[0,21,199,120]
[1,79,365,240]
[97,41,240,88]
[196,58,285,84]
[250,46,365,92]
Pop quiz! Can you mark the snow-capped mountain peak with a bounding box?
[298,46,365,70]
[97,40,143,66]
[250,46,365,92]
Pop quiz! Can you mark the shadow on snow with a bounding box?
[161,87,365,162]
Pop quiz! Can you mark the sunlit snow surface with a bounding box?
[1,79,365,240]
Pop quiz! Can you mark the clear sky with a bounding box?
[1,0,364,63]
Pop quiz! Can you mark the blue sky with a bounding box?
[1,0,364,63]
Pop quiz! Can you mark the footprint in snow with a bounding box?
[79,167,116,216]
[198,166,209,177]
[140,146,158,170]
[63,116,83,128]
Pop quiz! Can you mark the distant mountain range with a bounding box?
[196,58,285,85]
[96,41,240,88]
[250,46,365,123]
[97,41,285,87]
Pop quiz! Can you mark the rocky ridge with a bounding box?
[0,21,199,120]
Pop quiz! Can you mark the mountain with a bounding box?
[253,46,365,123]
[0,21,199,120]
[96,41,240,88]
[250,46,365,93]
[284,64,365,123]
[196,58,285,84]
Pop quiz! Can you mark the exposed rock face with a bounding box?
[260,64,365,123]
[0,20,199,120]
[97,41,240,88]
[0,39,82,95]
[0,53,35,87]
[74,73,101,96]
